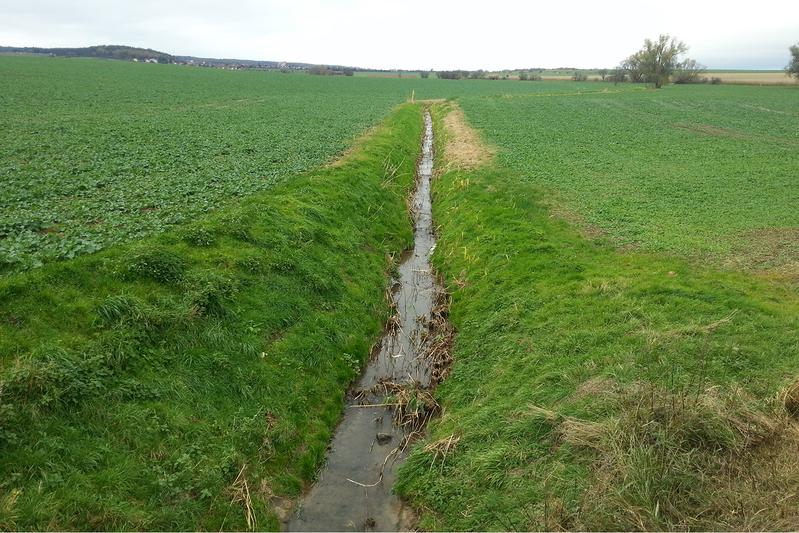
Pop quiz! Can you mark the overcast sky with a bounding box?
[1,0,797,70]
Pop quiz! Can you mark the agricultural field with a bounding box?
[0,56,408,271]
[458,84,799,274]
[0,56,607,272]
[1,54,798,531]
[3,55,639,274]
[706,70,797,85]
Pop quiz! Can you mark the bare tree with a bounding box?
[787,43,799,80]
[621,34,693,88]
[608,68,627,84]
[672,58,707,84]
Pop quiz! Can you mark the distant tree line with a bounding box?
[436,70,470,80]
[0,45,174,63]
[308,65,354,76]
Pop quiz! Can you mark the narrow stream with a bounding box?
[288,111,440,531]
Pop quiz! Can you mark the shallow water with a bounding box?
[287,111,438,531]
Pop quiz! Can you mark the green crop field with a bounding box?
[0,56,601,272]
[1,55,798,531]
[0,57,407,271]
[458,84,799,271]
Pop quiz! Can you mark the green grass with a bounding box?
[5,57,799,530]
[395,103,799,530]
[457,84,799,269]
[0,103,423,530]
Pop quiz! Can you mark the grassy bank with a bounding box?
[396,103,799,530]
[0,104,423,530]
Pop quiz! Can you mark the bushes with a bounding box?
[517,72,542,81]
[184,271,238,317]
[607,69,627,83]
[437,70,468,80]
[181,226,216,247]
[672,59,708,84]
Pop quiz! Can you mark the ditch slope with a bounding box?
[0,104,424,530]
[396,101,799,531]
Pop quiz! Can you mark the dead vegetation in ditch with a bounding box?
[424,434,461,470]
[530,378,799,531]
[377,380,440,436]
[441,105,495,171]
[355,288,455,449]
[420,290,455,384]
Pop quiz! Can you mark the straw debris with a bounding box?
[229,464,257,531]
[540,382,799,530]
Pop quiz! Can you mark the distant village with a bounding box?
[175,57,310,71]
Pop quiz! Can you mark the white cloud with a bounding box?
[0,0,797,69]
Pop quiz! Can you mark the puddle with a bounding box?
[287,111,443,531]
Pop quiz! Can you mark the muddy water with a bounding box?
[287,112,439,531]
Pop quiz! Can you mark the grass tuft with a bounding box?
[123,245,187,283]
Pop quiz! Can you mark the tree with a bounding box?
[672,58,707,84]
[786,43,799,80]
[621,34,694,88]
[608,68,627,84]
[598,68,609,81]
